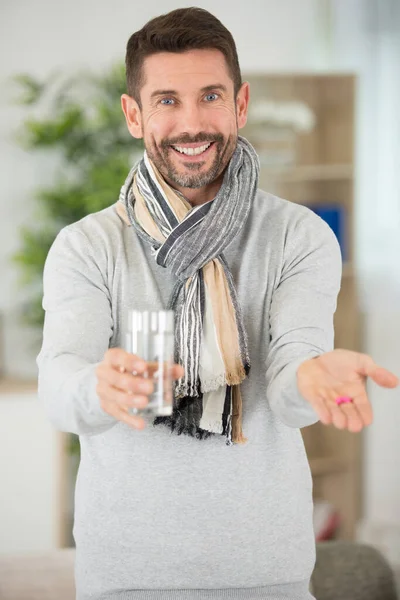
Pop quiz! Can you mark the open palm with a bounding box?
[297,349,399,432]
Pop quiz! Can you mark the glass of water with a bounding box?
[125,309,175,417]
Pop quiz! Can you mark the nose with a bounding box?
[178,102,207,136]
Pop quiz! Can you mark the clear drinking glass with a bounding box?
[125,310,175,417]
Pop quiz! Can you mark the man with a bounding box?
[37,7,398,600]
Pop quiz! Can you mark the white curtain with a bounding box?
[330,0,400,311]
[328,0,400,560]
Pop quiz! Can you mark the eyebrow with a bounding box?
[150,84,228,100]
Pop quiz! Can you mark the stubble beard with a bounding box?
[145,132,237,189]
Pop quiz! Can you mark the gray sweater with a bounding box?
[37,189,341,600]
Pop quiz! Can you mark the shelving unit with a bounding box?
[260,163,353,182]
[242,73,361,540]
[0,377,38,394]
[0,380,62,554]
[0,378,71,549]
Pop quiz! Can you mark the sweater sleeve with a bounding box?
[37,226,117,436]
[265,210,342,428]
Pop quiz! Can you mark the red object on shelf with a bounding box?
[313,500,341,541]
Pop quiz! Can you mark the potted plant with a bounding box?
[12,63,143,460]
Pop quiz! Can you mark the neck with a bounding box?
[184,179,223,206]
[167,173,224,207]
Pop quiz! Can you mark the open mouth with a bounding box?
[170,142,215,159]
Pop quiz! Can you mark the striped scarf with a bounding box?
[117,136,259,445]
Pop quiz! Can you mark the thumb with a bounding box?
[366,363,399,388]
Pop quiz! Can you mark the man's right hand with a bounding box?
[96,348,184,430]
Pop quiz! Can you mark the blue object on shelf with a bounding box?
[309,204,346,261]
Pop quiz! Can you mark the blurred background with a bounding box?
[0,0,399,593]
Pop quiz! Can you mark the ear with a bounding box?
[236,82,250,130]
[121,94,143,139]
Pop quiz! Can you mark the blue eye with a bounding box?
[161,98,175,105]
[205,93,218,102]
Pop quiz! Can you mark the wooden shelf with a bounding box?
[309,456,349,477]
[0,377,38,395]
[261,163,353,182]
[243,73,360,540]
[342,262,354,278]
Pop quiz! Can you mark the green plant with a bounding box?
[12,62,143,327]
[12,63,143,457]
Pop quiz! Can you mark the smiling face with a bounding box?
[121,49,249,205]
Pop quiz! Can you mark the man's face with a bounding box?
[122,49,249,193]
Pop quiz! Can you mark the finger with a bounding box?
[145,362,184,380]
[113,388,150,411]
[352,390,374,428]
[358,354,399,388]
[97,387,147,429]
[104,348,147,374]
[326,393,348,430]
[172,364,185,379]
[97,381,150,411]
[115,407,147,430]
[336,400,364,432]
[368,366,399,389]
[328,389,371,432]
[99,365,154,395]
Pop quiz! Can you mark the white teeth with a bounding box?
[173,142,211,156]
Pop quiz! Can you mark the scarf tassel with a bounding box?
[231,385,248,445]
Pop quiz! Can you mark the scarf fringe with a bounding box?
[232,420,248,445]
[153,415,215,441]
[231,386,248,445]
[226,365,247,387]
[175,380,202,399]
[201,374,227,393]
[198,418,224,434]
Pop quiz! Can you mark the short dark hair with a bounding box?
[125,7,242,107]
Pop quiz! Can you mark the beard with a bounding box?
[144,131,237,189]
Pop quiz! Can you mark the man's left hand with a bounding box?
[297,349,399,432]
